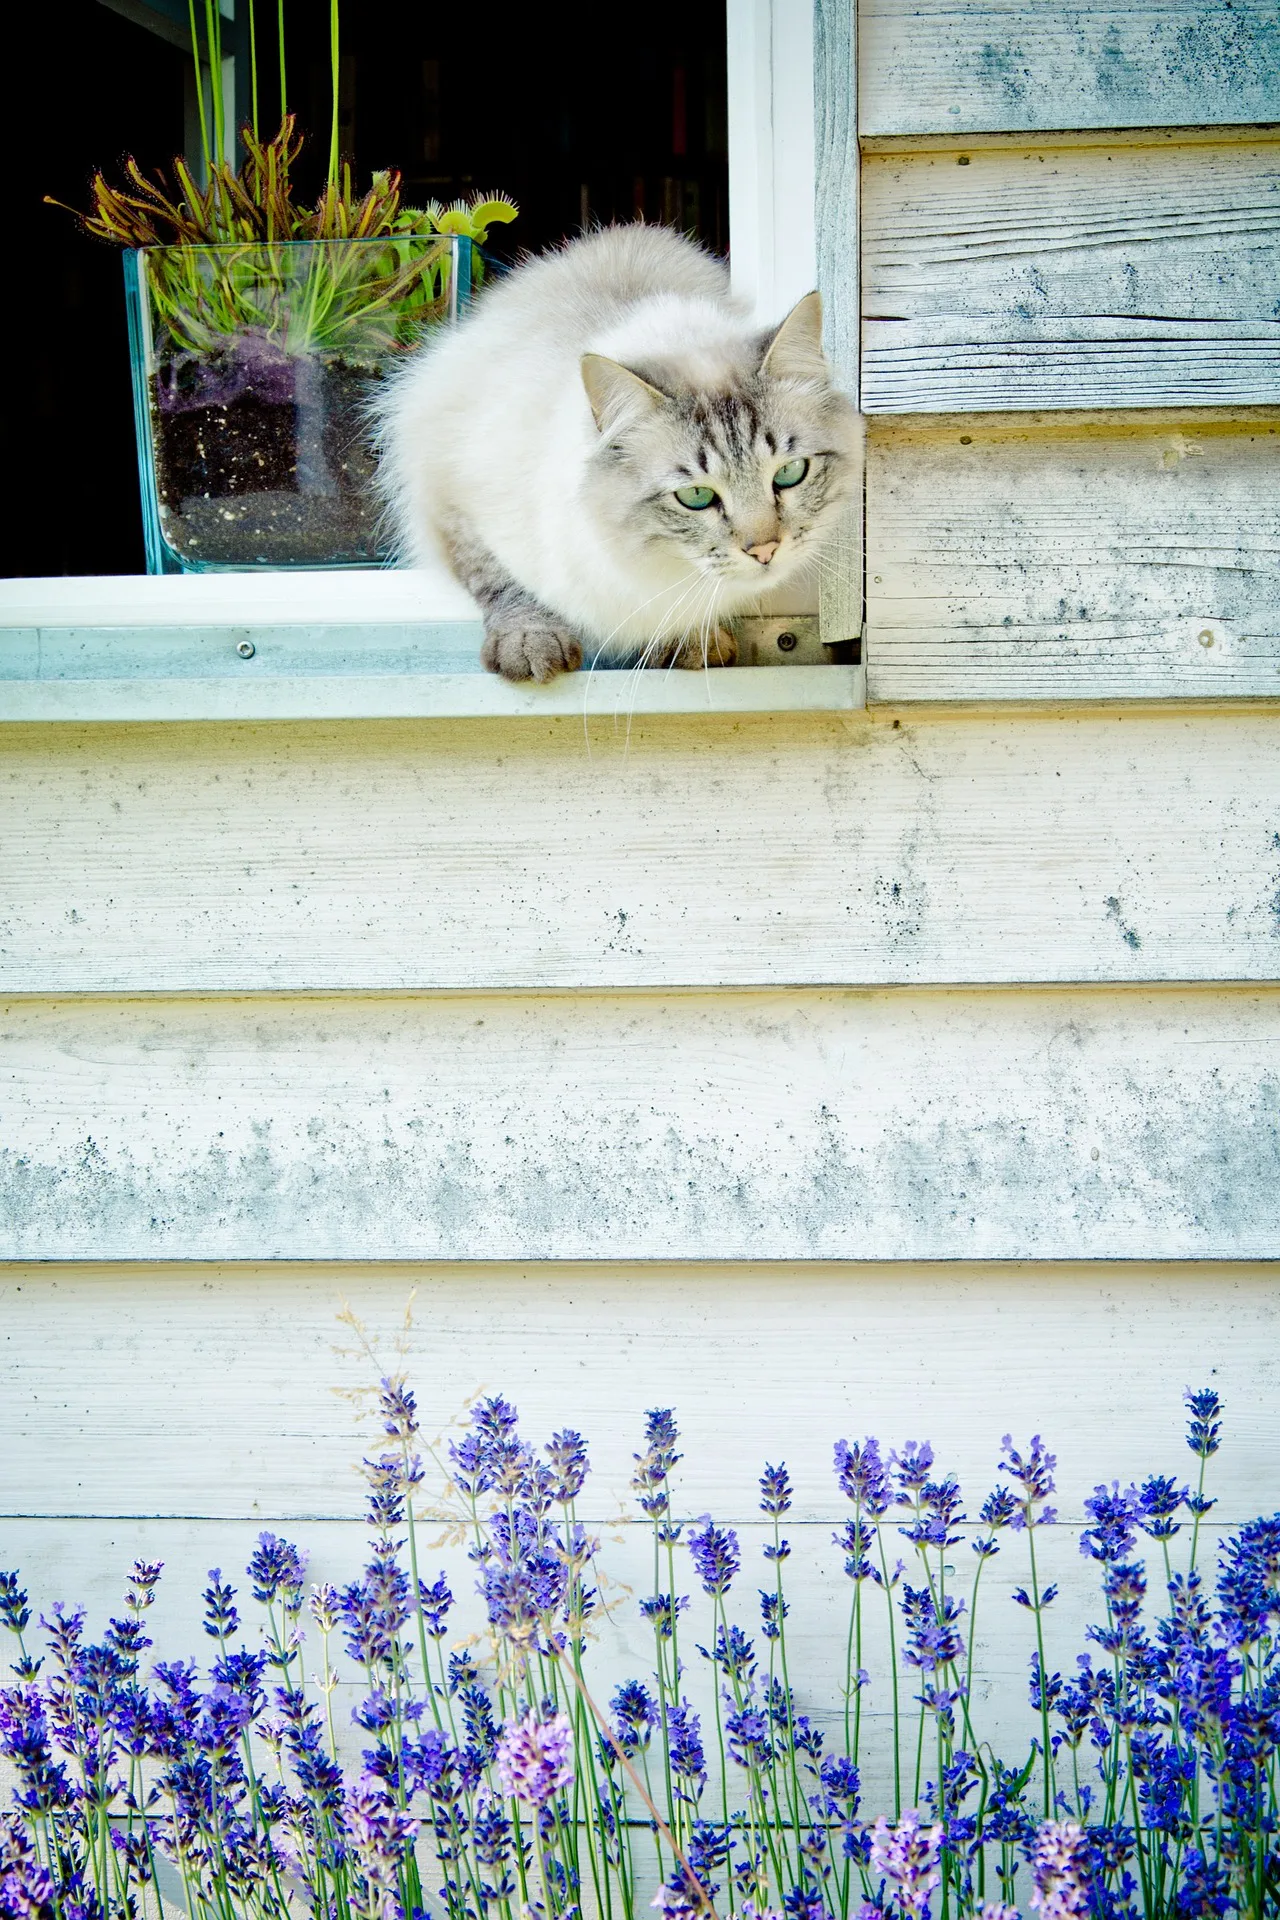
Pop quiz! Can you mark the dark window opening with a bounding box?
[6,0,728,577]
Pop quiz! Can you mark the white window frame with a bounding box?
[726,0,818,327]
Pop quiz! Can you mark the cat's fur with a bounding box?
[376,225,859,681]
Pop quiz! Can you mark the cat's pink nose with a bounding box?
[745,540,780,565]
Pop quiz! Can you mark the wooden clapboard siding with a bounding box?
[858,1,1280,137]
[815,0,863,648]
[5,713,1280,992]
[3,1261,1274,1807]
[865,410,1280,702]
[861,136,1280,412]
[2,989,1278,1262]
[3,1263,1276,1519]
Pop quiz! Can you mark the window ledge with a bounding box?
[0,572,861,721]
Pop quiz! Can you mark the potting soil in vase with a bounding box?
[151,330,385,567]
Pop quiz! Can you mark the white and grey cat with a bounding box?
[377,225,859,681]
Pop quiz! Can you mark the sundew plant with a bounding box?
[50,0,516,360]
[2,1385,1278,1920]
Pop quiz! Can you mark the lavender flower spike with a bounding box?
[1029,1820,1091,1920]
[494,1708,574,1806]
[868,1811,943,1919]
[688,1521,741,1597]
[979,1907,1021,1920]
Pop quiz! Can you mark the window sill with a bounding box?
[0,572,862,721]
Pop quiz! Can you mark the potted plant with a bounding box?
[53,2,515,572]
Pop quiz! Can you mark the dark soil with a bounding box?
[151,353,385,567]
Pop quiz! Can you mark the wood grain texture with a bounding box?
[862,139,1280,412]
[2,988,1278,1261]
[814,0,863,648]
[6,712,1280,992]
[859,1,1280,137]
[866,411,1280,702]
[3,1260,1275,1806]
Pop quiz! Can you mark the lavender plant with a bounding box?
[1,1386,1276,1920]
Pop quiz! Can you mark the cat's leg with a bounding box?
[443,521,582,682]
[648,627,739,669]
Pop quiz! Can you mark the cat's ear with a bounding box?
[760,290,827,384]
[581,354,667,432]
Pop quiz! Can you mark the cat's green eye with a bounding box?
[773,457,810,489]
[674,484,718,510]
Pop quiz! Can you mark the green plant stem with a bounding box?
[329,0,341,188]
[277,0,288,124]
[247,0,259,139]
[188,0,211,176]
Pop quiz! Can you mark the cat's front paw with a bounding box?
[652,626,739,670]
[481,620,583,683]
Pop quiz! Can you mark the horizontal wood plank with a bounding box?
[859,1,1280,136]
[862,139,1280,411]
[1,988,1278,1261]
[4,711,1280,992]
[866,411,1280,701]
[3,1262,1274,1519]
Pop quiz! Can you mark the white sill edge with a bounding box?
[0,570,820,629]
[0,665,864,723]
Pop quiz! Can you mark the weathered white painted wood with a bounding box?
[866,411,1280,702]
[0,664,863,724]
[814,0,863,651]
[859,1,1280,137]
[4,712,1280,991]
[2,1262,1274,1519]
[862,139,1280,412]
[2,989,1278,1261]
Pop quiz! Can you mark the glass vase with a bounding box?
[124,234,471,573]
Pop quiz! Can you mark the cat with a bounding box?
[376,224,859,682]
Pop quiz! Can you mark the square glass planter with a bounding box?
[124,234,471,573]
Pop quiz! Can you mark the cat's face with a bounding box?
[581,293,858,597]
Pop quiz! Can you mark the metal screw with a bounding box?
[776,630,798,652]
[236,639,256,659]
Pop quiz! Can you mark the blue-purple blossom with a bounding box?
[201,1568,239,1641]
[998,1436,1057,1528]
[667,1701,706,1800]
[1029,1819,1092,1918]
[611,1679,657,1755]
[247,1532,307,1610]
[1133,1473,1187,1541]
[891,1443,935,1500]
[760,1463,792,1517]
[1184,1387,1223,1460]
[378,1374,419,1440]
[0,1575,31,1640]
[494,1709,573,1806]
[868,1810,942,1918]
[900,1587,965,1672]
[834,1437,893,1516]
[546,1428,590,1502]
[418,1572,453,1638]
[688,1522,741,1596]
[1079,1482,1138,1564]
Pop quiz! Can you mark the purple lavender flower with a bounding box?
[418,1572,453,1638]
[1029,1819,1091,1919]
[378,1374,419,1439]
[834,1437,893,1516]
[1216,1511,1280,1647]
[688,1522,740,1596]
[633,1408,682,1522]
[1079,1483,1138,1564]
[868,1810,943,1918]
[611,1679,657,1756]
[0,1813,57,1920]
[493,1709,573,1805]
[977,1906,1020,1920]
[546,1428,590,1502]
[760,1463,792,1516]
[0,1575,31,1641]
[891,1443,936,1499]
[202,1568,240,1640]
[343,1773,419,1915]
[699,1623,756,1679]
[900,1586,966,1672]
[998,1436,1057,1529]
[1184,1387,1223,1460]
[247,1533,307,1610]
[1133,1474,1187,1541]
[835,1518,877,1582]
[668,1700,707,1801]
[761,1590,788,1640]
